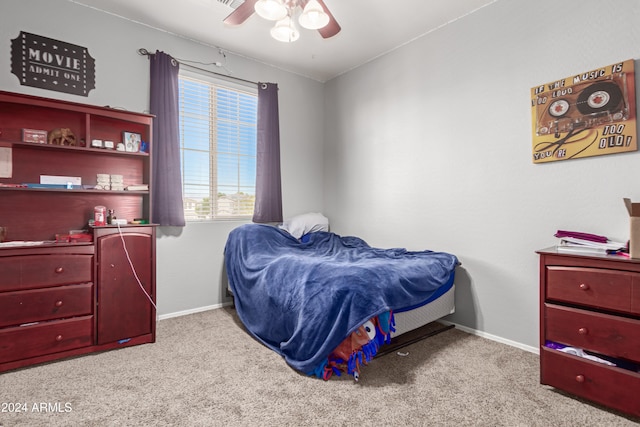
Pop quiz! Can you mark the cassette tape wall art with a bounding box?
[531,59,637,163]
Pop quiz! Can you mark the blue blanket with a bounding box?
[224,223,459,375]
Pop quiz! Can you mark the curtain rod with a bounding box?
[138,48,259,87]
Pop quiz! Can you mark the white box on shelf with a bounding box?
[40,175,81,185]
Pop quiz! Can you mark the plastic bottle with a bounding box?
[94,206,106,226]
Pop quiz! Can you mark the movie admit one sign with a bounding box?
[11,31,96,97]
[530,59,636,164]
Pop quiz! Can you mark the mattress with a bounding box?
[391,285,455,337]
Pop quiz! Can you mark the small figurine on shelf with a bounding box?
[107,209,116,225]
[48,128,77,146]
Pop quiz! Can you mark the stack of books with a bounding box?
[555,230,627,256]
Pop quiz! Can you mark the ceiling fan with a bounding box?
[224,0,341,42]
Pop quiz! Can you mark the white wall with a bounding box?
[324,0,640,349]
[0,0,325,316]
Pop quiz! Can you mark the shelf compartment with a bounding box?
[2,191,147,241]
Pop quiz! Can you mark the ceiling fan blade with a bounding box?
[315,0,341,38]
[223,0,258,26]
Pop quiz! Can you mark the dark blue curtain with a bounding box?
[252,83,283,223]
[149,51,185,226]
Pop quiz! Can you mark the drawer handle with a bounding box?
[55,335,63,342]
[575,375,585,383]
[579,283,589,291]
[578,327,588,335]
[55,300,63,308]
[55,267,64,274]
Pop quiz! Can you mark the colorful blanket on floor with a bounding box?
[312,311,395,381]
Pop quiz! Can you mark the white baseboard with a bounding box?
[439,320,539,355]
[157,302,232,321]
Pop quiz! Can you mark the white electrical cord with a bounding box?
[116,223,157,310]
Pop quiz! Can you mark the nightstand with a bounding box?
[537,248,640,417]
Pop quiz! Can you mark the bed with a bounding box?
[224,219,459,381]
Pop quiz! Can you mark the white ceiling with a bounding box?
[69,0,497,82]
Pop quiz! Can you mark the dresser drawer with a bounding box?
[541,347,640,417]
[0,254,93,292]
[546,266,635,314]
[545,304,640,363]
[0,316,93,364]
[0,283,93,328]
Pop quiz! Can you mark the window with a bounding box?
[179,72,257,221]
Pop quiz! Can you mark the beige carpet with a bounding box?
[1,307,638,427]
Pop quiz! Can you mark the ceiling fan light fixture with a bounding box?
[298,0,329,30]
[270,16,300,43]
[254,0,287,21]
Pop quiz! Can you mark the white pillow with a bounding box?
[279,212,329,239]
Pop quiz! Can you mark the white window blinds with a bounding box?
[179,73,257,221]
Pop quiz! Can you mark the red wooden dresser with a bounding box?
[538,248,640,417]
